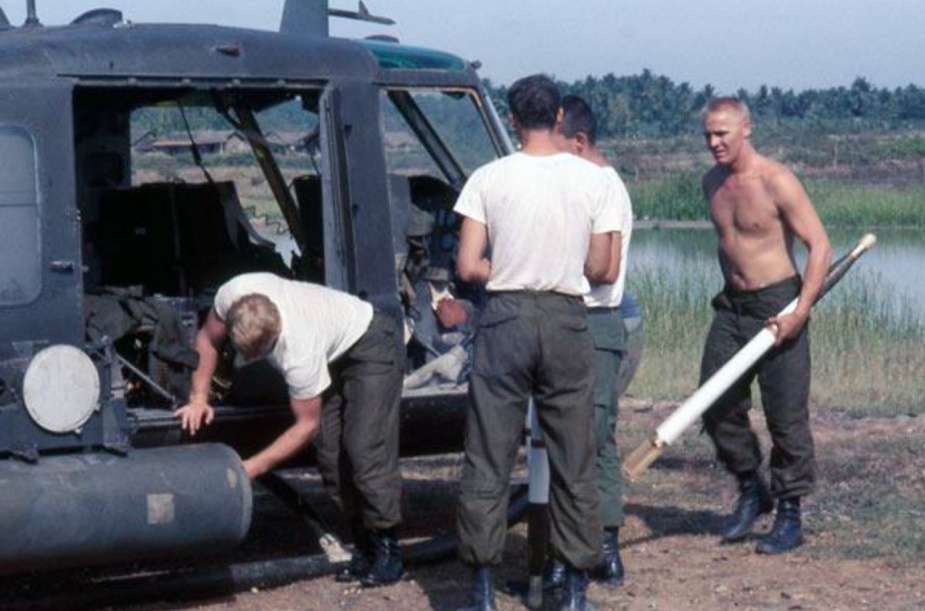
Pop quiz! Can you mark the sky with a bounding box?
[5,0,925,94]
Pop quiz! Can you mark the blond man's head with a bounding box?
[702,97,753,167]
[226,294,281,360]
[701,96,751,124]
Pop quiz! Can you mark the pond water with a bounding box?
[273,224,924,317]
[628,227,925,317]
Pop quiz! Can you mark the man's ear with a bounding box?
[574,132,590,154]
[555,107,564,124]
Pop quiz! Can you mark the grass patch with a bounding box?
[627,263,714,399]
[628,264,925,415]
[811,270,925,414]
[806,179,925,226]
[627,172,708,221]
[625,171,925,227]
[808,435,925,561]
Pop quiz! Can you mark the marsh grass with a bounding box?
[810,271,925,413]
[806,180,925,227]
[626,172,925,227]
[627,264,714,399]
[626,171,706,220]
[628,265,925,415]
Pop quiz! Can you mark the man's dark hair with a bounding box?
[507,74,560,130]
[560,95,597,145]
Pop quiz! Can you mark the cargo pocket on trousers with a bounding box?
[589,316,624,353]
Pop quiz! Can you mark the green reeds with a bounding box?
[627,264,715,399]
[806,180,925,227]
[810,270,925,413]
[626,172,707,221]
[627,265,925,415]
[625,172,925,227]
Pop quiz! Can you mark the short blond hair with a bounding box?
[702,97,751,123]
[226,294,281,360]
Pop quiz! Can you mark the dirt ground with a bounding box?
[10,398,925,611]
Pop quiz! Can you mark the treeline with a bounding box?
[486,72,925,139]
[132,71,925,143]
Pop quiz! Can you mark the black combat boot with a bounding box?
[335,520,370,583]
[721,470,774,543]
[542,557,566,592]
[458,565,497,611]
[591,527,624,588]
[359,528,404,587]
[559,566,596,611]
[756,497,804,554]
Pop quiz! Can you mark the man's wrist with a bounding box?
[188,391,209,403]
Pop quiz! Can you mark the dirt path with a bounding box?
[90,400,925,610]
[152,521,924,611]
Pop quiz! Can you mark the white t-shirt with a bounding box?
[453,152,622,296]
[585,166,633,309]
[213,273,374,399]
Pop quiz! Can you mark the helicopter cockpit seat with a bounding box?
[95,181,284,297]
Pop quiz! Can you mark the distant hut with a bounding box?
[147,130,247,156]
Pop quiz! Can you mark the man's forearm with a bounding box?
[245,419,318,479]
[585,232,613,282]
[456,217,491,284]
[189,332,219,399]
[468,258,492,283]
[797,243,833,316]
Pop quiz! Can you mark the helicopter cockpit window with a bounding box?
[0,126,40,305]
[381,88,500,184]
[381,88,500,382]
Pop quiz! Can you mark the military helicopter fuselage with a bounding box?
[0,0,514,574]
[0,0,642,575]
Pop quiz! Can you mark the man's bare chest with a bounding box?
[710,180,781,236]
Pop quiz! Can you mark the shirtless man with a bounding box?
[700,97,832,554]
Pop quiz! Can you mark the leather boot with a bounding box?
[756,497,804,554]
[359,528,404,587]
[559,566,596,611]
[542,557,566,592]
[335,520,370,583]
[458,565,497,611]
[592,527,624,588]
[721,471,773,543]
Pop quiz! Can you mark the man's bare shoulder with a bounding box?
[750,153,792,180]
[702,164,728,193]
[757,157,805,199]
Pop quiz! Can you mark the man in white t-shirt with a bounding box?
[174,272,404,587]
[453,74,620,611]
[549,94,634,592]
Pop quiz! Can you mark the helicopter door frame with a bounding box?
[319,85,354,293]
[319,81,403,321]
[0,80,82,350]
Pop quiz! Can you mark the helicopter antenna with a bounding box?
[25,0,40,26]
[280,0,393,38]
[329,1,394,26]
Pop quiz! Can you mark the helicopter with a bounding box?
[0,0,643,575]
